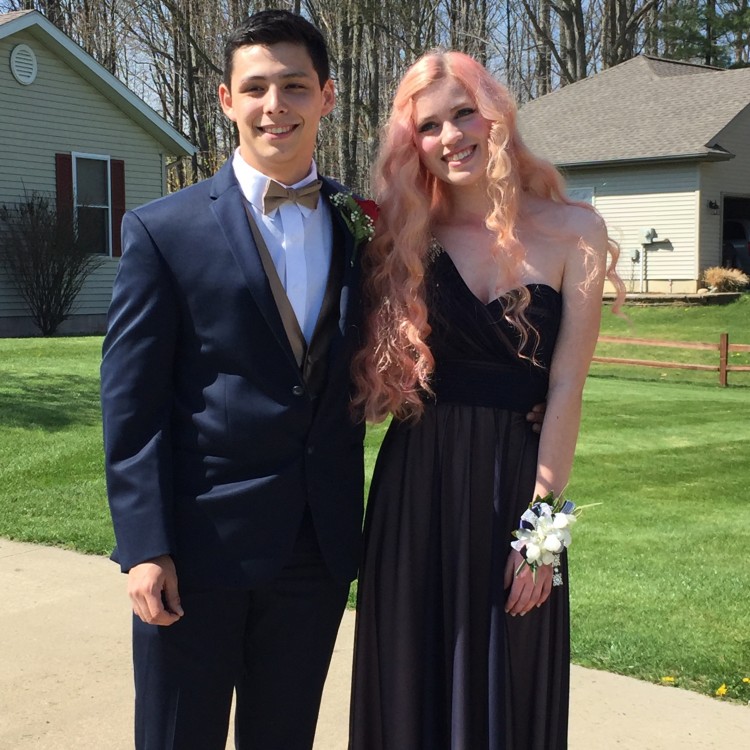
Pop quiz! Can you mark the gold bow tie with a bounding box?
[262,179,322,214]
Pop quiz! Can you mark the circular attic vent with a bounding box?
[10,44,38,85]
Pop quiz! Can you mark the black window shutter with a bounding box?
[55,153,73,227]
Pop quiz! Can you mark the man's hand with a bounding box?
[526,401,546,434]
[503,549,552,616]
[127,554,184,626]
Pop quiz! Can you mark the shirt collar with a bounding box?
[231,149,320,216]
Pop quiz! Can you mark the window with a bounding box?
[73,153,111,254]
[55,152,125,257]
[568,187,594,204]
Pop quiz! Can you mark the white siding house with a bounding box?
[519,56,750,293]
[0,10,195,335]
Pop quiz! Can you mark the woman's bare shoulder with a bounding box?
[546,202,608,258]
[522,196,607,252]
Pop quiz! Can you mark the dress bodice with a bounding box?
[426,246,562,412]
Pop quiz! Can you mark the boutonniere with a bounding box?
[330,192,378,266]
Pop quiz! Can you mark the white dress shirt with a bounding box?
[231,149,333,343]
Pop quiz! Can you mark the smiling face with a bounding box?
[413,77,492,193]
[219,42,335,184]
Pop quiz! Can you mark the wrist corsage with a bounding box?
[511,491,591,586]
[330,192,378,265]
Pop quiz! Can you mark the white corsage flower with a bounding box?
[511,491,595,582]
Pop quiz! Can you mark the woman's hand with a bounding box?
[503,549,552,616]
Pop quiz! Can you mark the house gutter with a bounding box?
[556,150,734,170]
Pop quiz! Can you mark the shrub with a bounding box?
[0,191,102,335]
[701,266,750,292]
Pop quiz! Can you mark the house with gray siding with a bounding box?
[0,10,195,335]
[518,55,750,293]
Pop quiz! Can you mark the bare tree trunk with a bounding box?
[644,0,660,56]
[364,0,381,173]
[705,0,715,65]
[535,0,552,94]
[335,4,355,184]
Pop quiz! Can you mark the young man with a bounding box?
[101,10,365,749]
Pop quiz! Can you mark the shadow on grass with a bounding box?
[0,371,101,430]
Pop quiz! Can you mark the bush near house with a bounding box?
[0,191,102,336]
[701,266,750,292]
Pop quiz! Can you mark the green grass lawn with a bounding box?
[594,294,750,386]
[0,337,110,553]
[569,376,749,701]
[1,297,749,701]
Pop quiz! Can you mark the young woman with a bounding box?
[349,51,624,749]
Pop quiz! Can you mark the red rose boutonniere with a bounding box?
[354,197,379,224]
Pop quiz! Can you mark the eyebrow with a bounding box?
[415,101,474,128]
[238,71,313,84]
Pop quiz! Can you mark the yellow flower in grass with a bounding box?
[743,678,750,684]
[715,683,728,697]
[660,676,675,684]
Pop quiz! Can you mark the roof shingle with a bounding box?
[518,55,750,166]
[0,10,34,26]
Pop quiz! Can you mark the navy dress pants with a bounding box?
[132,511,349,750]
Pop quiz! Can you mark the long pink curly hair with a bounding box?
[351,50,624,423]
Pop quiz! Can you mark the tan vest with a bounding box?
[244,205,344,399]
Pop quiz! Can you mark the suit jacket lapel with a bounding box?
[318,178,364,396]
[320,178,358,336]
[209,163,300,371]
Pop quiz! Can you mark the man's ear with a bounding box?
[321,79,335,117]
[218,82,236,122]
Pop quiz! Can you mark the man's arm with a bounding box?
[101,211,182,624]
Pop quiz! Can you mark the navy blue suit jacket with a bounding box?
[101,161,365,590]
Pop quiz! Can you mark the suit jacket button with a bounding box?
[292,385,305,397]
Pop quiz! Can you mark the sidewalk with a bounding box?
[1,538,747,749]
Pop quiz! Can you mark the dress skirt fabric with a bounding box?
[350,406,569,750]
[350,248,569,749]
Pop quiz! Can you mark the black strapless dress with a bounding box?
[350,247,568,750]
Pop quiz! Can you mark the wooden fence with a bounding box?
[592,334,750,386]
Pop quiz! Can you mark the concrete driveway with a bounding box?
[1,539,747,749]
